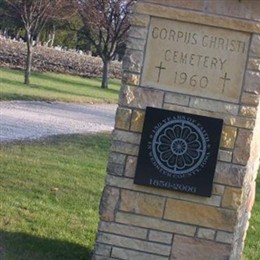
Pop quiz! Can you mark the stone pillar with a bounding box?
[93,1,260,259]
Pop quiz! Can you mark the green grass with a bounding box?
[243,169,260,260]
[0,135,259,259]
[0,134,111,259]
[0,67,120,103]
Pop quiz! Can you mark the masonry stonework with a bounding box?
[93,0,260,259]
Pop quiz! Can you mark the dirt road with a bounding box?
[0,101,117,142]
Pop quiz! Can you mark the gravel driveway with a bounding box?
[0,101,117,142]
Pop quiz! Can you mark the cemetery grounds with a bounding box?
[0,68,259,259]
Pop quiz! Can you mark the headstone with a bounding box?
[93,1,260,259]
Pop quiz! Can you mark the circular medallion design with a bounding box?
[150,118,209,177]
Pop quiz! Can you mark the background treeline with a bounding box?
[0,0,135,88]
[0,1,126,59]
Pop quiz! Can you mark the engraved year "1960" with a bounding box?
[174,71,209,89]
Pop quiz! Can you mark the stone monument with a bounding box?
[93,0,260,259]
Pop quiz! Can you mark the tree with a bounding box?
[78,0,135,89]
[4,0,76,85]
[41,14,83,48]
[0,1,24,39]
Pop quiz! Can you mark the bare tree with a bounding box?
[78,0,135,89]
[4,0,76,85]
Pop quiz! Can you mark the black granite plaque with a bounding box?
[134,107,223,197]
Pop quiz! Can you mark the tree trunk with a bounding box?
[101,59,109,89]
[24,33,33,85]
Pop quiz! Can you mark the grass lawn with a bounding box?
[0,67,121,104]
[244,168,260,260]
[0,134,111,259]
[0,134,259,259]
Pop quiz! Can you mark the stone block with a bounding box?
[214,162,247,187]
[97,233,171,256]
[171,235,231,260]
[111,247,168,260]
[190,98,239,115]
[247,58,260,71]
[125,156,137,178]
[135,2,259,33]
[115,107,132,130]
[99,186,120,222]
[94,243,112,257]
[122,72,141,86]
[244,71,260,93]
[107,175,222,207]
[206,0,260,22]
[123,49,144,73]
[120,190,165,217]
[250,34,260,57]
[164,199,237,232]
[126,37,146,51]
[212,184,225,196]
[149,230,173,244]
[197,228,216,240]
[112,130,141,145]
[163,103,197,114]
[241,92,260,106]
[233,129,253,165]
[111,140,139,156]
[130,109,145,132]
[141,15,249,103]
[216,231,234,244]
[129,13,150,27]
[119,85,164,109]
[107,162,124,176]
[128,26,148,40]
[239,106,258,118]
[116,212,196,236]
[106,175,133,190]
[99,221,147,239]
[142,0,204,11]
[164,92,190,106]
[224,115,256,129]
[220,126,237,149]
[170,193,221,208]
[108,152,126,165]
[222,187,243,210]
[218,150,233,162]
[163,103,256,129]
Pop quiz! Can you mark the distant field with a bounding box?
[0,67,121,104]
[0,134,259,259]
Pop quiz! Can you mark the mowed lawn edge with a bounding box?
[0,67,121,104]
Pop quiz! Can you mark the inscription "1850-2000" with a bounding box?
[141,18,250,103]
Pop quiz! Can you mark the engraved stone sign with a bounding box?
[94,1,260,259]
[141,17,250,103]
[134,107,223,197]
